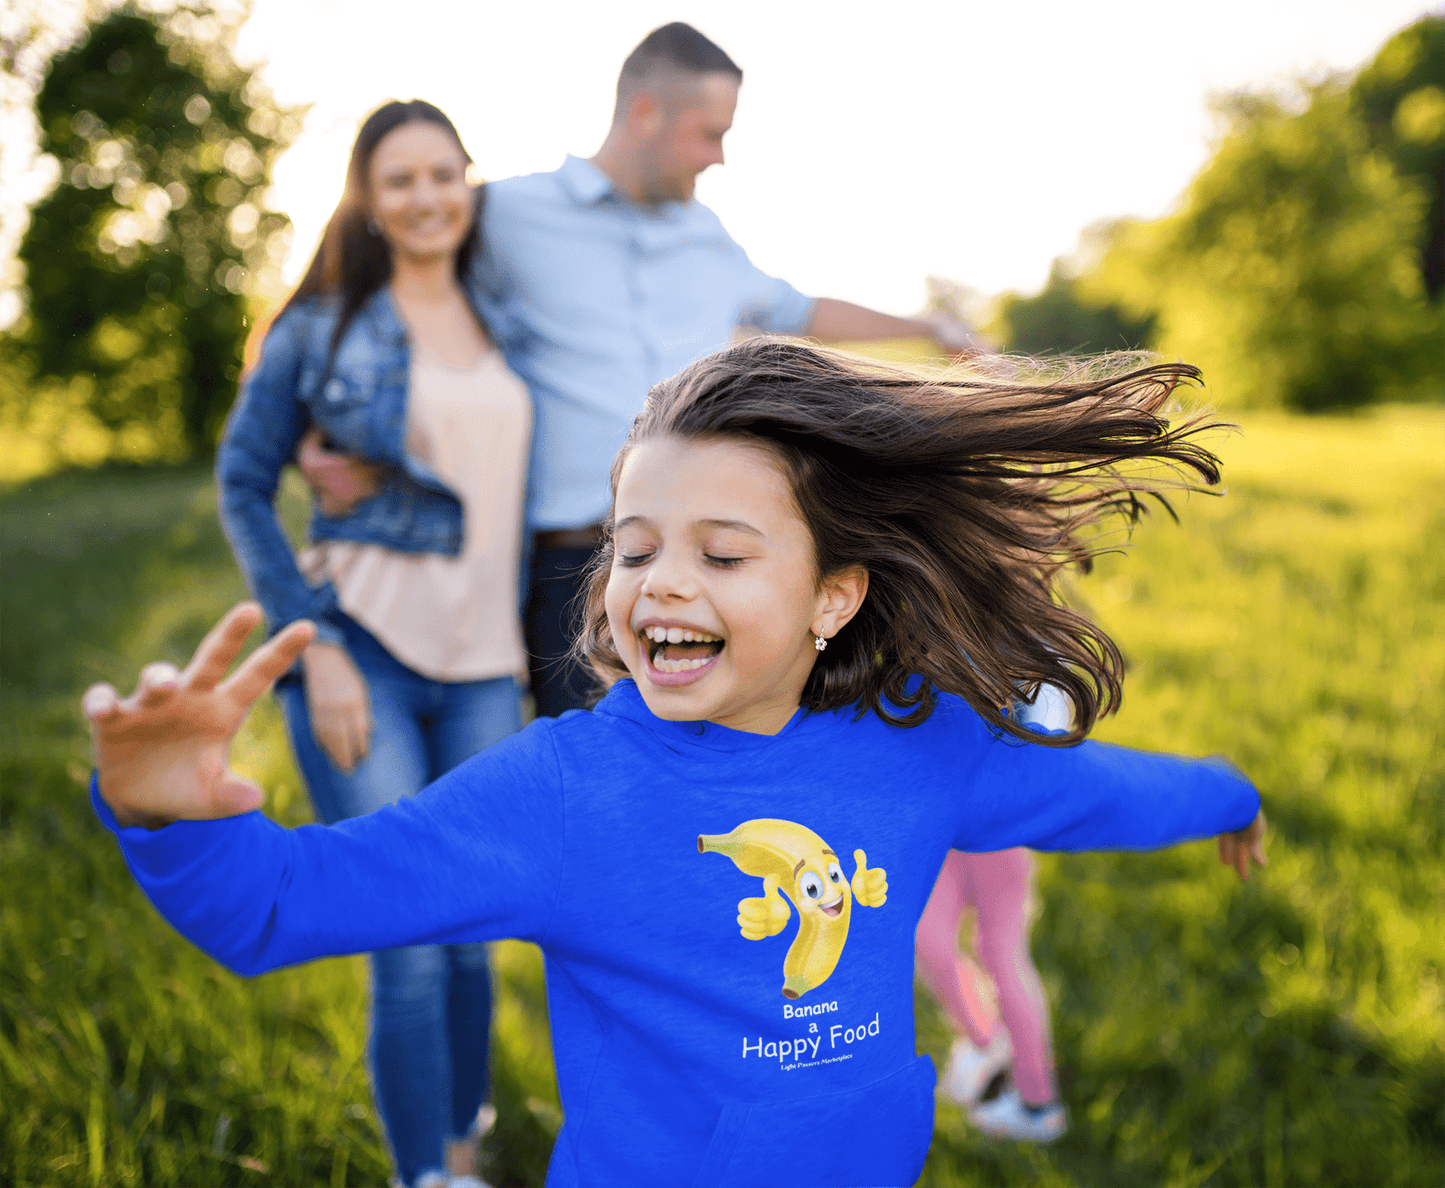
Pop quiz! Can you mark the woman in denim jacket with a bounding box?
[217,101,527,1188]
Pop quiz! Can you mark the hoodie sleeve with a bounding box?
[940,699,1259,853]
[91,720,565,976]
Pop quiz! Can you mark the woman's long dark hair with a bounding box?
[281,99,482,353]
[576,338,1227,745]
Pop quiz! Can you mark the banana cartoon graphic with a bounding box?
[698,819,887,999]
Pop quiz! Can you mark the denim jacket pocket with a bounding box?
[691,1054,935,1188]
[301,364,376,451]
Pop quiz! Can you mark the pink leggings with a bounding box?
[915,848,1056,1104]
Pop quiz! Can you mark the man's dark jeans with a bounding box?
[524,542,599,717]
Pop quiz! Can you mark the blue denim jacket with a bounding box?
[216,288,468,648]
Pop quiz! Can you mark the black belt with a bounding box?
[534,524,604,550]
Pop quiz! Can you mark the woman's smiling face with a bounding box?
[604,436,866,736]
[366,121,473,265]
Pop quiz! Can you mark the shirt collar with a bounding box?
[593,679,812,752]
[557,154,617,206]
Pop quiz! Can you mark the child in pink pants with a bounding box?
[915,687,1070,1143]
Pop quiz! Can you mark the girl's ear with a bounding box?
[812,566,869,643]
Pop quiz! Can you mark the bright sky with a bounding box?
[128,1,1445,312]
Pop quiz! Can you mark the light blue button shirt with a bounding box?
[472,155,817,531]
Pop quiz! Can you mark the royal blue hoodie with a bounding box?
[94,680,1258,1187]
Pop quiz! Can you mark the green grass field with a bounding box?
[2,405,1442,1186]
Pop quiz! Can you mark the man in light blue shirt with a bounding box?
[306,23,985,715]
[473,153,819,534]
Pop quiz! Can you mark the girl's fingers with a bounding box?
[187,602,265,692]
[1250,811,1268,868]
[1218,834,1243,879]
[221,620,316,705]
[137,662,182,707]
[83,683,121,722]
[210,771,266,818]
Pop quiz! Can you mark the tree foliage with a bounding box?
[993,223,1157,357]
[1349,16,1445,299]
[14,3,300,457]
[1066,15,1444,412]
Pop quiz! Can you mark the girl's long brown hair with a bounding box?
[576,337,1226,745]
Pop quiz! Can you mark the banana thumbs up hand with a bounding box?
[851,850,888,908]
[737,872,791,940]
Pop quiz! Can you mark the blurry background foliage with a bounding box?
[987,15,1444,413]
[0,11,1438,485]
[1,0,301,466]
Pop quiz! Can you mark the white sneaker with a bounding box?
[969,1086,1067,1143]
[937,1030,1012,1106]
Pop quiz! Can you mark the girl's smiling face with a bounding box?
[605,436,867,735]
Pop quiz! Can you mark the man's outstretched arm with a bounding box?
[806,297,991,356]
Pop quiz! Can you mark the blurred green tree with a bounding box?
[14,3,300,457]
[1349,15,1445,300]
[1081,41,1442,411]
[994,221,1157,356]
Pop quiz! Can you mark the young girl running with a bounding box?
[84,340,1266,1188]
[918,686,1073,1144]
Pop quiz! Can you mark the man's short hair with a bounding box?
[614,23,742,119]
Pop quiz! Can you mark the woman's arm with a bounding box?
[217,316,377,770]
[215,310,343,647]
[84,605,563,973]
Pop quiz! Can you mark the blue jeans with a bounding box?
[276,613,522,1188]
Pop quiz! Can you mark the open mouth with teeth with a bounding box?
[819,892,845,918]
[641,624,725,674]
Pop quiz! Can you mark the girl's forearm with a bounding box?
[93,729,565,973]
[960,733,1260,855]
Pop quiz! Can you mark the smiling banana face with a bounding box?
[698,818,887,999]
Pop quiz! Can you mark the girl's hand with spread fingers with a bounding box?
[1217,809,1268,881]
[82,603,314,831]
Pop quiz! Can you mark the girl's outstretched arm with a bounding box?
[948,700,1266,877]
[82,603,564,974]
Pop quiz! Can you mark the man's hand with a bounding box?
[83,604,314,830]
[917,311,995,359]
[296,427,384,518]
[301,640,372,773]
[1217,809,1268,881]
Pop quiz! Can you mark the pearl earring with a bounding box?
[814,634,828,652]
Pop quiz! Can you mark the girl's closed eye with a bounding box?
[704,553,746,568]
[617,551,655,567]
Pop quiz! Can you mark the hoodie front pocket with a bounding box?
[691,1054,935,1188]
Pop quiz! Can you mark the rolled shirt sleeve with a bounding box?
[737,267,816,336]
